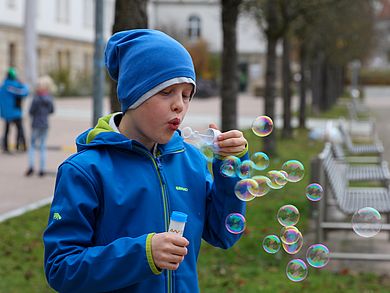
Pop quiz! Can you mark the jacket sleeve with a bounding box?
[43,162,161,293]
[6,82,29,97]
[202,150,249,249]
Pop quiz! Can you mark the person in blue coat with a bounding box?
[0,67,29,153]
[43,29,248,293]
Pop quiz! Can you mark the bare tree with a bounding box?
[220,0,242,131]
[109,0,148,112]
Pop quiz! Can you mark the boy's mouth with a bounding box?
[168,118,181,130]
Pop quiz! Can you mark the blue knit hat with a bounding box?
[105,29,196,112]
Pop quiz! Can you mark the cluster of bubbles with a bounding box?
[263,203,330,282]
[184,115,383,282]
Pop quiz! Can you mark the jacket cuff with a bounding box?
[146,233,162,275]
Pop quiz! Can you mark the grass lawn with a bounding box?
[0,128,389,292]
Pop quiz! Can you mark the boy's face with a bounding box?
[123,82,193,150]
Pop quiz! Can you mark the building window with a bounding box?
[56,0,70,24]
[84,52,92,75]
[8,43,16,67]
[83,0,94,28]
[57,50,71,71]
[7,0,16,9]
[187,15,201,41]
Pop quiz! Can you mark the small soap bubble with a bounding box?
[200,145,215,163]
[251,116,273,137]
[277,204,300,227]
[306,244,330,268]
[251,152,270,171]
[352,207,382,238]
[286,259,308,282]
[236,160,255,179]
[234,179,258,202]
[181,126,193,139]
[262,235,281,254]
[282,233,303,254]
[280,226,302,245]
[220,156,240,178]
[306,183,323,202]
[225,213,246,234]
[251,175,272,197]
[266,170,287,189]
[281,160,305,182]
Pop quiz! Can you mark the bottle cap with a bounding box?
[171,211,188,223]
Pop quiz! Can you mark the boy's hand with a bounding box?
[209,123,247,157]
[151,232,189,270]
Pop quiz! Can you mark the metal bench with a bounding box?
[331,143,390,185]
[338,120,383,158]
[313,143,390,260]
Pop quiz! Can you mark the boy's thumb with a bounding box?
[209,123,219,130]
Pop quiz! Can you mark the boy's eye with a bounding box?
[161,91,170,95]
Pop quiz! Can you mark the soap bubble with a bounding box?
[266,170,288,189]
[282,233,303,254]
[181,126,193,139]
[225,213,246,234]
[306,244,330,268]
[236,160,255,179]
[352,207,382,238]
[277,204,300,226]
[220,156,240,177]
[286,259,308,282]
[251,116,273,137]
[262,235,281,254]
[200,145,215,163]
[251,152,270,171]
[234,179,258,202]
[280,226,302,245]
[305,183,323,202]
[251,175,272,197]
[281,160,305,182]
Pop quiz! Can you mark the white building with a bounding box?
[0,0,266,94]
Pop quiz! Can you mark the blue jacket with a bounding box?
[0,78,29,121]
[43,114,248,293]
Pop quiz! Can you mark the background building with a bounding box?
[0,0,267,95]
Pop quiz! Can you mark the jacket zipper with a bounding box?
[134,146,171,293]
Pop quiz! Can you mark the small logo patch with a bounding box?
[53,212,62,220]
[175,186,188,192]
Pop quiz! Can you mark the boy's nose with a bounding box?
[171,95,184,113]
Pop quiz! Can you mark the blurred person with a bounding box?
[25,76,55,177]
[0,67,29,153]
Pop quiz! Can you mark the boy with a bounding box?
[43,29,248,292]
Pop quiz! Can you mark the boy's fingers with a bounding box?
[208,123,219,130]
[171,235,189,247]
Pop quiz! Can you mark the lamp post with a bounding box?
[92,0,105,126]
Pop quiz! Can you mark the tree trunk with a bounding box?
[263,35,278,155]
[281,34,292,138]
[263,0,280,155]
[221,0,241,131]
[298,43,306,129]
[110,0,148,112]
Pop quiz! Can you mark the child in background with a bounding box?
[43,29,248,292]
[26,76,55,176]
